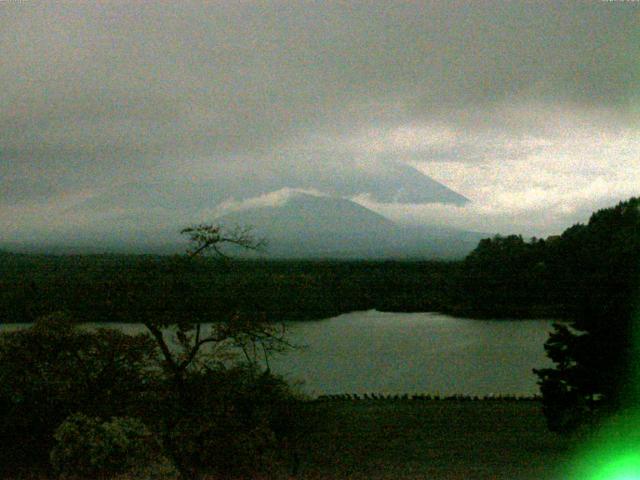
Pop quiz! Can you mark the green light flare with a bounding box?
[586,452,640,480]
[569,411,640,479]
[570,306,640,480]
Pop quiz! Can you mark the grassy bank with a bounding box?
[290,399,571,480]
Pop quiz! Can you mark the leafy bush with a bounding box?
[50,413,162,479]
[0,312,158,472]
[155,364,305,479]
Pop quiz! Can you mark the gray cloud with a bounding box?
[1,1,638,236]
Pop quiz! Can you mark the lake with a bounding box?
[1,310,555,397]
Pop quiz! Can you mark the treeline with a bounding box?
[534,197,640,432]
[0,255,458,324]
[1,197,638,323]
[452,197,640,320]
[454,196,640,431]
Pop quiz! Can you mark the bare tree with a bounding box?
[143,223,285,379]
[139,224,290,480]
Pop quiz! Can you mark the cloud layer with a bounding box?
[1,1,638,240]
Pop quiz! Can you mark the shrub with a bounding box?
[0,312,158,472]
[155,364,305,479]
[50,413,162,479]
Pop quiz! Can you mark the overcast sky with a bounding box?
[1,1,639,239]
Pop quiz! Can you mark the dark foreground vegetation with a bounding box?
[3,378,573,480]
[0,197,638,479]
[0,313,310,480]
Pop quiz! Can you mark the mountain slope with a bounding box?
[301,162,469,205]
[216,193,397,257]
[66,161,468,218]
[216,193,481,259]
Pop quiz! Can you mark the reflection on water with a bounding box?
[1,310,555,396]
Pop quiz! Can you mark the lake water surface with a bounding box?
[1,311,555,397]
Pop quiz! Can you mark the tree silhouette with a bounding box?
[138,223,292,479]
[534,198,640,432]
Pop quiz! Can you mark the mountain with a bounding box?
[215,193,482,259]
[65,161,468,218]
[216,193,399,258]
[10,192,482,258]
[9,161,478,257]
[280,162,469,205]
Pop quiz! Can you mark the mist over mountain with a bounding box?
[1,2,637,246]
[0,160,481,258]
[4,187,481,258]
[217,193,482,259]
[67,161,467,216]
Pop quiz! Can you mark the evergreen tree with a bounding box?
[535,198,640,432]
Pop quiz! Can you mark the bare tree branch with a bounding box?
[180,224,266,258]
[140,223,290,380]
[144,321,177,373]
